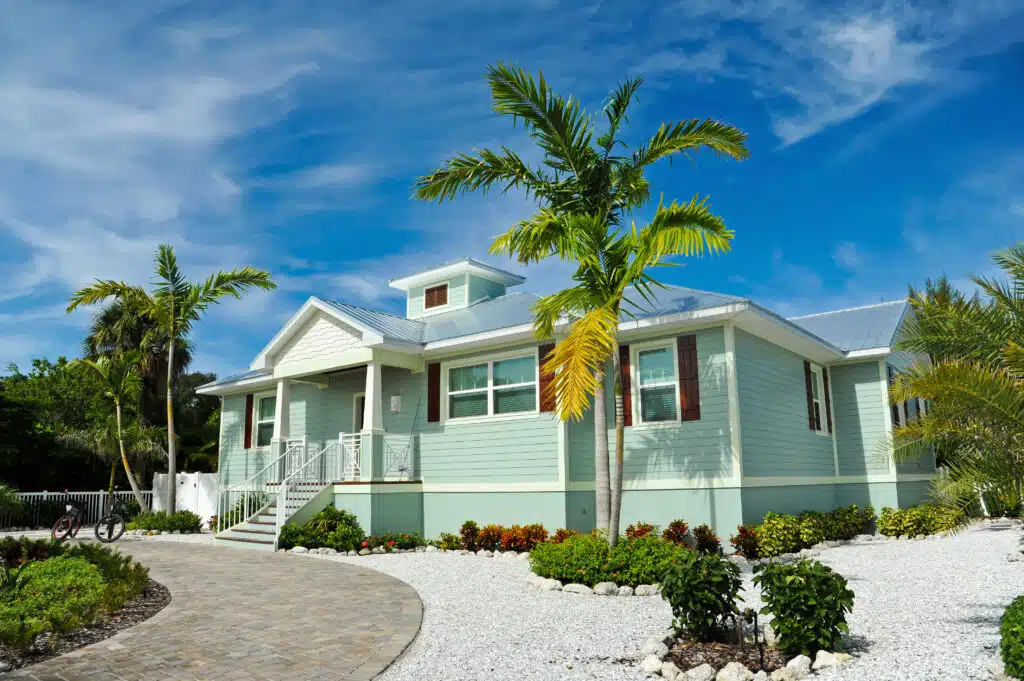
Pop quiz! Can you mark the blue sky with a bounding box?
[1,1,1022,378]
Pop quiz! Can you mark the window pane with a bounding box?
[258,396,277,421]
[256,422,274,447]
[638,347,676,385]
[811,373,820,399]
[494,386,536,414]
[449,364,488,392]
[493,356,534,386]
[813,403,822,431]
[449,392,488,418]
[641,385,677,422]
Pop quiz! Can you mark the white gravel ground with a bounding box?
[298,521,1023,681]
[5,529,215,544]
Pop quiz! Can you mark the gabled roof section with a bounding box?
[423,292,539,343]
[788,300,908,352]
[320,300,424,344]
[199,369,271,390]
[622,285,747,321]
[388,257,526,291]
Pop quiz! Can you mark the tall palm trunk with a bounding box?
[609,351,625,546]
[107,460,117,496]
[593,366,611,535]
[116,401,150,512]
[166,336,177,512]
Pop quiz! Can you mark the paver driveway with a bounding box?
[9,541,422,681]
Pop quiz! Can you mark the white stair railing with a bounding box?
[274,445,331,549]
[215,441,302,534]
[339,432,361,481]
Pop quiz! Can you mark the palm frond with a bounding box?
[636,195,733,263]
[414,147,550,203]
[597,76,643,153]
[544,307,618,421]
[67,281,150,313]
[197,267,277,304]
[633,119,750,169]
[531,287,601,339]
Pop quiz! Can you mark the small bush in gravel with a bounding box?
[126,510,202,534]
[625,522,656,539]
[1001,595,1024,678]
[757,513,804,557]
[755,559,854,657]
[0,537,60,567]
[607,535,689,587]
[877,505,956,537]
[500,524,548,552]
[661,550,742,642]
[662,520,690,545]
[729,525,760,559]
[438,532,462,551]
[530,533,610,585]
[693,524,721,554]
[825,504,875,539]
[549,528,580,544]
[798,511,828,547]
[459,520,480,551]
[277,505,366,551]
[477,524,505,551]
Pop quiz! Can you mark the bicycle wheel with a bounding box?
[70,516,83,538]
[51,516,73,541]
[95,513,126,543]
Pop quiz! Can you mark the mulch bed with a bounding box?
[0,578,171,673]
[666,637,788,674]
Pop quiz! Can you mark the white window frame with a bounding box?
[809,363,829,437]
[441,347,540,424]
[253,391,277,449]
[631,340,682,426]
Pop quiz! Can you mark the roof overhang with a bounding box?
[196,373,277,396]
[389,260,525,291]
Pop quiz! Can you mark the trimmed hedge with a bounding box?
[126,510,202,533]
[755,505,876,558]
[877,505,956,537]
[1002,595,1024,678]
[530,534,690,588]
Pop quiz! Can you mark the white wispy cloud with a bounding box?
[833,242,863,270]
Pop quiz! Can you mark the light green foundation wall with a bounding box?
[618,487,744,539]
[371,491,424,536]
[421,491,566,537]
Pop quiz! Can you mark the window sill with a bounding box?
[443,411,542,426]
[814,431,831,438]
[630,420,694,430]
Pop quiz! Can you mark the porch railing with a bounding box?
[274,447,330,549]
[0,490,154,530]
[337,432,361,481]
[383,434,417,480]
[215,439,304,534]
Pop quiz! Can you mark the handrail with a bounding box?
[216,441,303,534]
[222,451,288,493]
[274,445,330,550]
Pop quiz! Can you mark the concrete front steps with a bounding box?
[214,484,324,552]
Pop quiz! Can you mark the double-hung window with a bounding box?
[636,345,679,423]
[809,364,827,434]
[255,395,276,447]
[447,354,537,420]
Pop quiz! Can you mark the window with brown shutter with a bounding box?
[677,335,701,421]
[619,344,632,427]
[424,284,448,309]
[427,362,441,422]
[887,365,902,427]
[539,343,556,412]
[243,393,254,448]
[804,361,817,430]
[822,368,833,433]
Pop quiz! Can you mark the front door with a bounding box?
[354,394,365,432]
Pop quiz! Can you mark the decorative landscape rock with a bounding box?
[289,546,308,554]
[640,636,669,658]
[642,655,665,674]
[785,655,812,678]
[539,578,562,591]
[358,548,371,556]
[811,650,851,670]
[716,661,754,681]
[684,664,716,681]
[476,549,493,557]
[618,585,634,597]
[635,584,660,596]
[752,672,768,681]
[661,661,682,680]
[593,581,618,596]
[562,583,594,595]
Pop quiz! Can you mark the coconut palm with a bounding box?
[416,64,747,541]
[67,245,276,511]
[69,352,151,511]
[59,417,165,497]
[892,243,1024,525]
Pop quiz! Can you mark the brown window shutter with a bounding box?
[619,344,632,427]
[822,368,833,433]
[243,393,254,449]
[425,284,448,309]
[427,362,441,423]
[887,365,901,427]
[538,343,556,412]
[677,335,701,421]
[803,361,815,430]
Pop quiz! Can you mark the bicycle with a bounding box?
[95,491,129,543]
[51,490,83,541]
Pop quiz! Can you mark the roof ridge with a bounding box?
[788,299,906,320]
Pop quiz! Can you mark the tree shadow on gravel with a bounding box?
[842,634,873,654]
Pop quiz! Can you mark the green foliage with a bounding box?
[477,524,505,551]
[798,512,827,547]
[729,525,760,559]
[755,559,855,657]
[0,537,61,567]
[1001,595,1024,678]
[127,510,202,533]
[877,505,956,537]
[692,524,721,554]
[276,505,366,552]
[550,528,580,544]
[530,533,689,588]
[438,532,462,551]
[661,550,742,642]
[661,520,690,545]
[0,483,21,516]
[756,513,804,558]
[306,506,360,534]
[459,520,480,551]
[624,522,656,539]
[606,535,689,587]
[500,524,549,552]
[752,505,877,558]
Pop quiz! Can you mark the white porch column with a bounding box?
[272,379,291,440]
[362,362,383,432]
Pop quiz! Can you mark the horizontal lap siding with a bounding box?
[467,275,506,303]
[896,395,935,474]
[830,362,891,476]
[568,326,731,482]
[408,276,467,317]
[736,329,834,477]
[219,395,248,486]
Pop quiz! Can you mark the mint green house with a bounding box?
[198,258,934,550]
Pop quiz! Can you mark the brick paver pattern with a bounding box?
[9,541,422,681]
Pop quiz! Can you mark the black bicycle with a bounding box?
[51,490,83,541]
[95,492,128,543]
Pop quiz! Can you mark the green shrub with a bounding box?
[0,557,105,649]
[755,559,855,656]
[625,522,656,539]
[477,524,505,551]
[877,505,956,537]
[459,520,480,551]
[823,504,875,540]
[1,537,63,567]
[661,520,690,545]
[1001,595,1024,678]
[126,510,202,533]
[276,505,366,551]
[692,524,721,554]
[729,525,760,559]
[306,506,360,534]
[550,528,580,544]
[530,533,611,586]
[119,497,143,522]
[757,513,804,557]
[661,550,742,642]
[606,536,689,587]
[798,511,827,547]
[500,524,548,552]
[438,532,462,551]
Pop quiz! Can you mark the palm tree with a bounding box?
[415,64,747,541]
[59,416,165,497]
[69,352,152,511]
[67,245,276,511]
[0,483,22,517]
[892,243,1024,525]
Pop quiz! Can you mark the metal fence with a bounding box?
[1,490,154,530]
